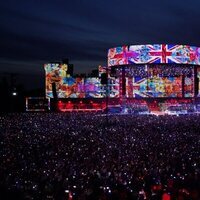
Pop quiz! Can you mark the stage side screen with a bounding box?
[44,63,85,98]
[108,44,200,67]
[126,76,182,98]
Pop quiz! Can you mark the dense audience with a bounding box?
[0,113,200,199]
[118,65,194,77]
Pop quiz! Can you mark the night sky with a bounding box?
[1,0,200,89]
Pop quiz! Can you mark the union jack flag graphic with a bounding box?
[128,44,196,64]
[159,44,197,64]
[126,76,182,98]
[108,44,200,66]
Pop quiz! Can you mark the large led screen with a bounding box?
[45,63,65,98]
[126,76,182,98]
[84,78,119,98]
[197,68,200,97]
[61,77,85,98]
[184,76,194,97]
[44,63,120,99]
[85,78,103,98]
[108,46,128,66]
[45,63,85,98]
[147,77,182,97]
[108,77,120,98]
[126,77,147,98]
[108,44,200,66]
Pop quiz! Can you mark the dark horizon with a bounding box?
[1,0,200,89]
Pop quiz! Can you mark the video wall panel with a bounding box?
[108,77,120,98]
[134,77,147,97]
[45,63,195,99]
[85,78,103,98]
[147,77,182,97]
[45,63,65,98]
[108,46,128,66]
[197,68,200,97]
[126,76,182,98]
[45,63,86,98]
[62,77,85,98]
[108,44,200,67]
[184,76,194,97]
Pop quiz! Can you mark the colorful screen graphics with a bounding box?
[184,76,194,97]
[197,68,200,97]
[84,78,119,98]
[85,78,103,98]
[45,63,64,98]
[108,46,129,66]
[44,63,85,98]
[107,77,120,98]
[108,44,200,67]
[126,76,182,98]
[45,63,194,99]
[61,77,85,98]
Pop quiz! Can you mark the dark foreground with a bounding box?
[0,113,200,200]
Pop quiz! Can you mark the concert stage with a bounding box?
[40,44,200,113]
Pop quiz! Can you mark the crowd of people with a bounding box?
[0,113,199,199]
[121,65,193,78]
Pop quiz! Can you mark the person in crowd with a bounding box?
[0,113,199,199]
